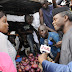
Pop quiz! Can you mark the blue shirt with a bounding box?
[41,4,55,30]
[42,60,72,72]
[40,32,60,60]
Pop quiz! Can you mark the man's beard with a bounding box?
[57,25,64,32]
[43,33,48,39]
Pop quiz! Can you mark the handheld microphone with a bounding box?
[40,39,51,53]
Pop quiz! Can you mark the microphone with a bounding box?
[44,39,48,46]
[40,39,51,53]
[49,37,56,45]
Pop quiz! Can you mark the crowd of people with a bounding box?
[0,0,72,72]
[38,6,72,72]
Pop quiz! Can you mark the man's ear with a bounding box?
[64,15,68,22]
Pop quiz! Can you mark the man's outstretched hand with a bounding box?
[38,53,48,64]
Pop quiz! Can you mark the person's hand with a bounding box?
[52,61,55,63]
[38,53,48,64]
[54,41,62,48]
[70,1,72,7]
